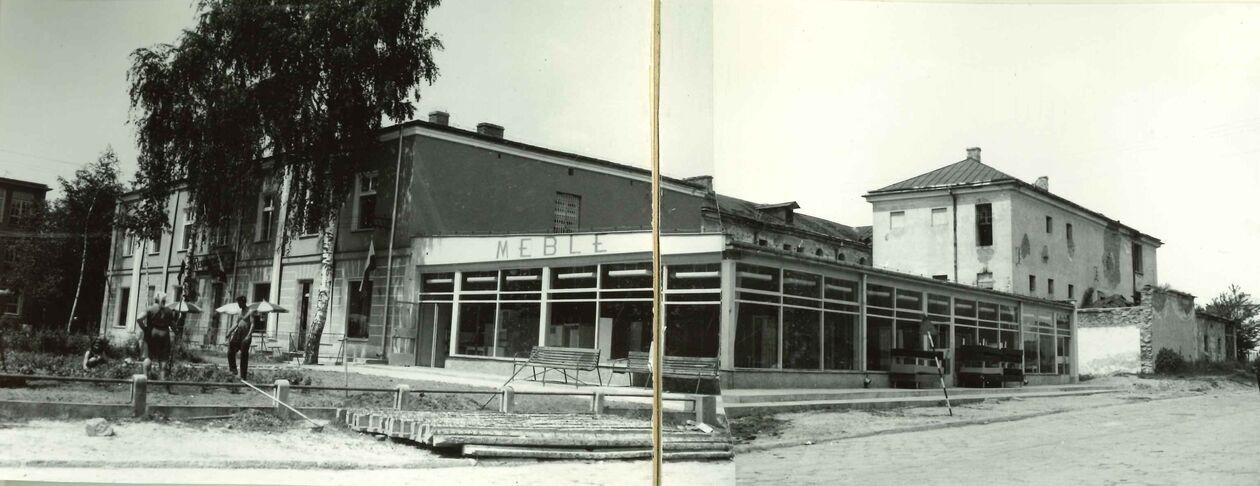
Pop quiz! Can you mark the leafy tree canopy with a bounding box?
[127,0,442,242]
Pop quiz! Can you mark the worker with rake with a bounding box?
[226,295,256,380]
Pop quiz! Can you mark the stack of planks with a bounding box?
[339,408,733,460]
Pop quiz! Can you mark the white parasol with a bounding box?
[214,301,289,315]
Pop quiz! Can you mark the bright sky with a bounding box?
[2,1,1257,301]
[714,1,1260,302]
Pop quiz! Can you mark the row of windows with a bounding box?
[1028,275,1076,300]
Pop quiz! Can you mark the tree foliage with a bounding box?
[1203,284,1260,360]
[0,148,124,331]
[126,0,442,243]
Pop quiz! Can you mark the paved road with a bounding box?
[737,391,1260,485]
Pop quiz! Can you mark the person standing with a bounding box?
[226,296,256,380]
[136,293,175,381]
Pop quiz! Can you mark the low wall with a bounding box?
[0,400,337,421]
[1077,305,1153,374]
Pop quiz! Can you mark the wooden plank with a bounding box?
[432,434,732,450]
[460,445,733,461]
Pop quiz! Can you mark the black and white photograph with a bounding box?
[1,1,1258,485]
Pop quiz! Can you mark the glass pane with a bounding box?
[1040,335,1055,373]
[551,265,597,289]
[601,301,653,360]
[977,302,998,321]
[500,268,543,292]
[665,304,719,358]
[461,270,498,292]
[927,294,950,315]
[496,302,540,358]
[457,302,496,356]
[824,277,858,303]
[783,270,821,299]
[601,262,653,290]
[866,316,893,371]
[667,263,720,290]
[421,273,454,293]
[547,301,596,348]
[867,284,893,309]
[895,288,922,310]
[735,302,779,368]
[954,299,976,318]
[782,307,821,369]
[736,264,779,292]
[823,312,857,370]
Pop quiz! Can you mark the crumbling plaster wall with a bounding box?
[1077,306,1151,374]
[871,190,1013,287]
[717,217,871,265]
[1145,286,1201,362]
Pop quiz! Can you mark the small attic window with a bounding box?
[814,249,824,257]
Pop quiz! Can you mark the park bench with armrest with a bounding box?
[956,345,1023,388]
[889,348,945,389]
[508,346,602,386]
[625,351,720,393]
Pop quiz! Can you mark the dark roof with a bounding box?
[1198,310,1238,324]
[865,156,1161,244]
[871,158,1017,193]
[714,193,866,245]
[0,177,51,193]
[855,225,873,242]
[754,201,800,211]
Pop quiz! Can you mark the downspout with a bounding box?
[161,192,182,292]
[380,126,405,361]
[950,188,958,283]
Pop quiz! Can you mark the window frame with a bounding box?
[889,210,906,230]
[1045,216,1053,234]
[553,192,581,233]
[257,193,277,242]
[180,208,195,251]
[354,171,380,231]
[345,278,373,340]
[975,203,993,247]
[1029,275,1036,292]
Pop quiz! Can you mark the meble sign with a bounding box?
[416,232,725,266]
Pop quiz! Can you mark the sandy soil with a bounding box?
[736,374,1253,448]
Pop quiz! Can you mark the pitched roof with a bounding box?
[714,193,866,245]
[870,158,1017,194]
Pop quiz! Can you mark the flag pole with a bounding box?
[649,0,664,482]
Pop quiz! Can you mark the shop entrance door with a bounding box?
[416,302,452,368]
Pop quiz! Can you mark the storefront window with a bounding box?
[782,306,821,369]
[497,302,540,358]
[601,301,652,360]
[457,302,495,356]
[665,304,719,358]
[866,315,893,371]
[735,302,778,368]
[548,301,596,348]
[823,312,857,370]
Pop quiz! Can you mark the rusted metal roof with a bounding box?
[869,159,1017,194]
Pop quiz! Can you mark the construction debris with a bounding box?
[84,418,114,437]
[340,408,733,461]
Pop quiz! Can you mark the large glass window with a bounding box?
[457,302,496,356]
[823,312,857,370]
[665,304,719,358]
[866,316,893,371]
[782,306,821,369]
[548,301,596,348]
[602,301,652,360]
[497,302,540,358]
[735,302,779,368]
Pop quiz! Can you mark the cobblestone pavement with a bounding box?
[0,460,734,485]
[736,390,1260,485]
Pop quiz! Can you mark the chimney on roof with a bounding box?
[477,122,505,139]
[1034,176,1049,191]
[428,111,450,126]
[684,175,714,194]
[966,147,981,161]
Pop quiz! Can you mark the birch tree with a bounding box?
[127,0,442,363]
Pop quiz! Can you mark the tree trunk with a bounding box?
[66,200,96,334]
[303,207,339,364]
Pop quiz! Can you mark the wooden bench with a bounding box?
[956,345,1023,388]
[889,348,944,389]
[625,351,720,393]
[509,346,602,386]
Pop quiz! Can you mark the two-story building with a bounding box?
[864,148,1162,307]
[101,120,1077,389]
[0,176,52,318]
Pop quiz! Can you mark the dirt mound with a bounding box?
[213,409,292,432]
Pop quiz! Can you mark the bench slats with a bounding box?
[625,351,719,379]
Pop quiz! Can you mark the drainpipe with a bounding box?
[950,188,958,283]
[380,126,405,361]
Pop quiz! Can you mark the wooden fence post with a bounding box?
[274,379,291,419]
[394,384,411,410]
[500,386,515,413]
[131,374,147,418]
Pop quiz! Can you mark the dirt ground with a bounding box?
[0,367,589,412]
[732,374,1253,448]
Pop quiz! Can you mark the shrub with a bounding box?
[1154,348,1187,374]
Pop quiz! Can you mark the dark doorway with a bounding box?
[296,280,312,351]
[417,302,452,368]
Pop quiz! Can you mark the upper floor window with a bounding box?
[889,211,905,230]
[1068,284,1075,299]
[8,195,34,227]
[1066,223,1073,242]
[0,290,20,315]
[355,172,379,230]
[553,192,580,232]
[1045,216,1053,233]
[258,193,276,241]
[122,231,135,257]
[1029,275,1037,292]
[931,207,948,226]
[181,208,195,251]
[147,236,160,255]
[1132,243,1143,275]
[975,203,993,247]
[1048,278,1055,297]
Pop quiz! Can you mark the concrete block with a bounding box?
[85,418,114,437]
[500,386,515,414]
[274,380,291,419]
[131,374,147,418]
[395,384,411,410]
